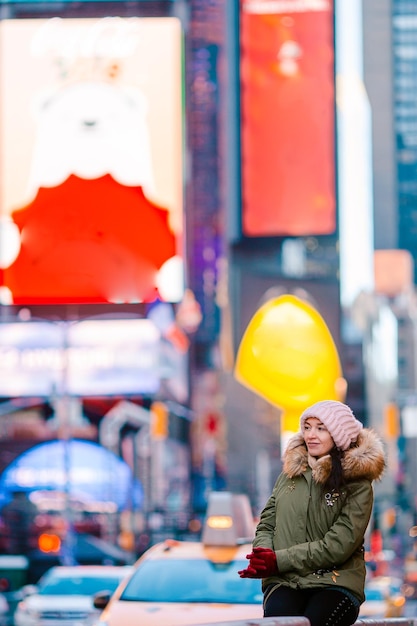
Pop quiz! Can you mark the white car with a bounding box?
[14,565,133,626]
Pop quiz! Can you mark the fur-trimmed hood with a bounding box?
[283,428,386,484]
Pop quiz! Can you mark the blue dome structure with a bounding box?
[0,439,142,511]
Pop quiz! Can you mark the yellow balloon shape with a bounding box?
[234,294,346,433]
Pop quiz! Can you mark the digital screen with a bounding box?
[240,0,336,236]
[0,318,163,397]
[0,17,184,304]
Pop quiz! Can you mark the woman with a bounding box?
[238,400,386,626]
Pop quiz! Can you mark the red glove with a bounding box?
[237,561,260,578]
[238,547,278,578]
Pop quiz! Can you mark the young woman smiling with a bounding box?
[238,400,386,626]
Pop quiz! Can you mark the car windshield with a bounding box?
[120,559,264,604]
[38,572,124,596]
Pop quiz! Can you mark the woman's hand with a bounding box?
[238,547,278,578]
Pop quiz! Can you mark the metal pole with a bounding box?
[60,321,76,565]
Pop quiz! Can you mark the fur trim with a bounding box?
[283,428,386,484]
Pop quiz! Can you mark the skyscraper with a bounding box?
[393,1,417,274]
[362,0,402,253]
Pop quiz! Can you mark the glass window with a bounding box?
[365,588,385,601]
[39,573,124,596]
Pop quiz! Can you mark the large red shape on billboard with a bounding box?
[5,175,175,304]
[0,17,183,305]
[240,0,335,236]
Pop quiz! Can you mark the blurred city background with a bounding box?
[0,0,417,619]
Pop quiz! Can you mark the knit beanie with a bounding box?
[300,400,363,451]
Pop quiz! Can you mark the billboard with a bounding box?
[240,0,336,236]
[0,317,190,398]
[0,17,184,305]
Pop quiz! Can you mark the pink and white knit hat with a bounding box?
[300,400,363,451]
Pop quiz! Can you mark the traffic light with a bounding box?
[150,401,168,439]
[38,533,61,553]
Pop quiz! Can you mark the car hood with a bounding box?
[102,601,263,626]
[21,595,94,611]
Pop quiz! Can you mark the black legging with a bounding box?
[264,585,360,626]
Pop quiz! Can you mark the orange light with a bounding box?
[150,401,169,439]
[188,518,202,533]
[384,403,400,438]
[206,515,233,529]
[38,533,61,553]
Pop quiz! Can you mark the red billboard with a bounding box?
[240,0,336,236]
[0,17,184,305]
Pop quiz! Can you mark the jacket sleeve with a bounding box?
[275,479,373,574]
[252,475,283,550]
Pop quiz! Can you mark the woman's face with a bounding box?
[303,417,335,458]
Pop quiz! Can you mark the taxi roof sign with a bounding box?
[202,492,255,546]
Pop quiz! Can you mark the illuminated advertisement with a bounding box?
[0,17,184,304]
[0,318,164,397]
[0,440,140,510]
[240,0,336,236]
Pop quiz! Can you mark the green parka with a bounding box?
[253,428,386,604]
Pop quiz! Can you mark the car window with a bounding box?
[120,560,263,604]
[365,588,385,601]
[38,574,124,596]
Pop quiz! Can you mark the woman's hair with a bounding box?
[323,447,347,493]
